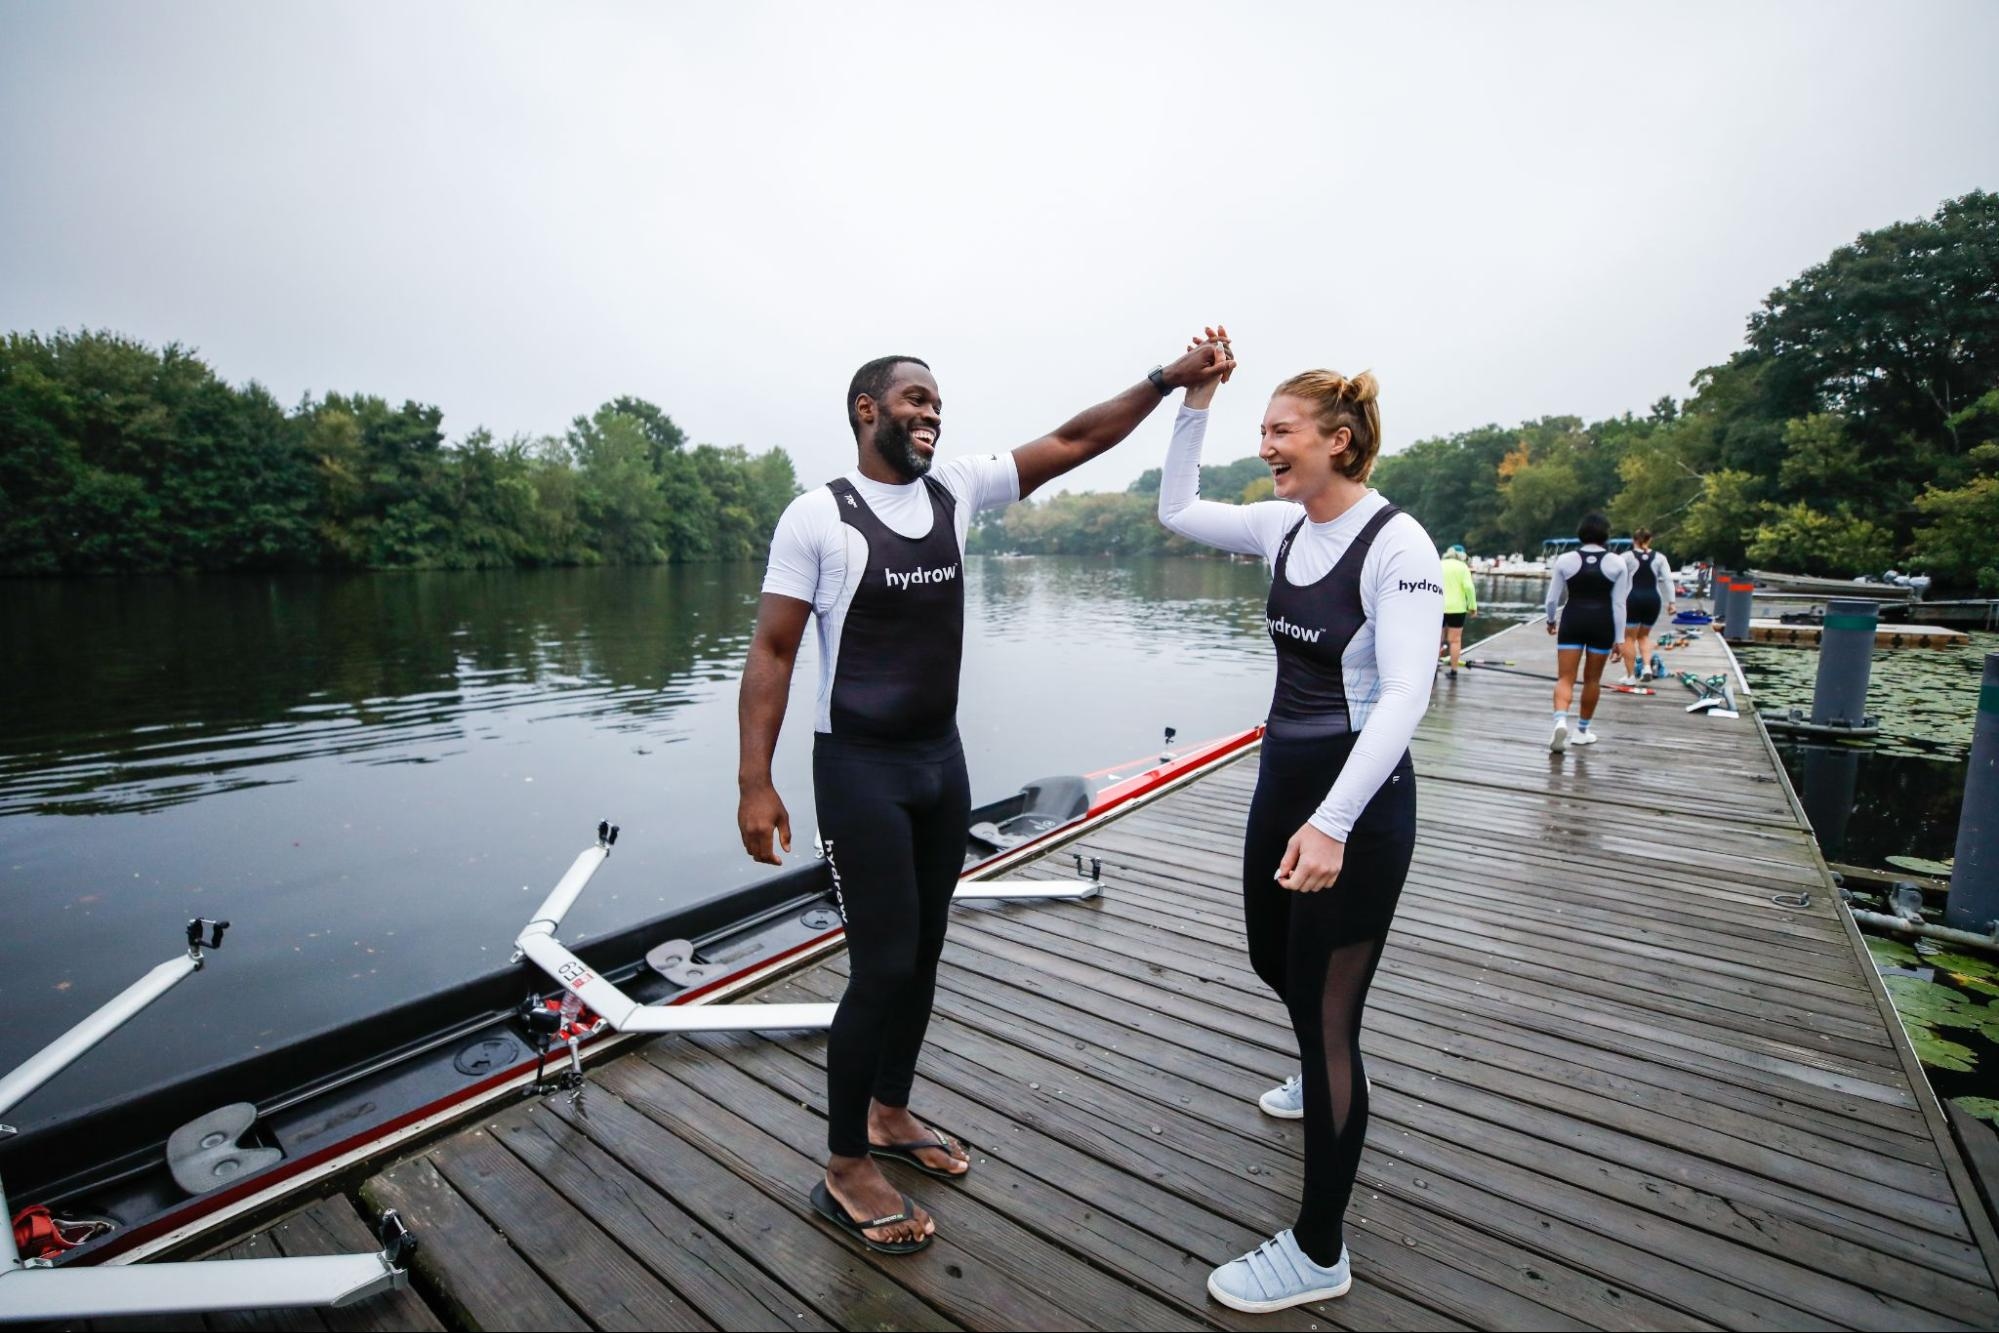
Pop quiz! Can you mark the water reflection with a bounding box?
[974,555,1272,657]
[1738,633,1997,869]
[0,568,764,816]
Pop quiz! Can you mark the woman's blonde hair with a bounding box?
[1273,370,1382,482]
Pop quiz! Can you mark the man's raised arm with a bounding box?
[737,593,812,864]
[1010,339,1233,498]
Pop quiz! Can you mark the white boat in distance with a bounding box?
[1747,569,1924,601]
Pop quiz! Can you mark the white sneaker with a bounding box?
[1208,1233,1351,1313]
[1259,1074,1304,1119]
[1571,729,1599,747]
[1617,674,1638,686]
[1258,1070,1372,1119]
[1550,717,1568,753]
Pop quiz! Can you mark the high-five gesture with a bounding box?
[1182,325,1236,410]
[1009,324,1236,498]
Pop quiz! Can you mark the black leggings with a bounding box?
[1242,727,1416,1266]
[814,732,971,1158]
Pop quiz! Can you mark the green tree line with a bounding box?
[0,331,798,574]
[967,455,1275,556]
[981,192,1999,591]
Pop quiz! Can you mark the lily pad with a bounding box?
[1866,936,1920,968]
[1978,998,1999,1043]
[1909,1028,1978,1072]
[1952,1097,1999,1125]
[1883,975,1984,1029]
[1886,855,1954,877]
[1923,951,1999,981]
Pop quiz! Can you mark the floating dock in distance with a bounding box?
[1750,617,1971,648]
[1903,599,1999,631]
[1760,597,1999,631]
[153,620,1999,1329]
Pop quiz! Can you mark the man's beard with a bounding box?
[875,416,933,481]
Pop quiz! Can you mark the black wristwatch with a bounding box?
[1147,365,1170,396]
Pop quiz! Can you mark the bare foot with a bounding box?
[825,1154,933,1245]
[869,1102,969,1177]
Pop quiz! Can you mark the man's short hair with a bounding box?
[1578,512,1611,545]
[847,356,930,436]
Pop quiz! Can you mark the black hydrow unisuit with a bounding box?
[0,725,1259,1322]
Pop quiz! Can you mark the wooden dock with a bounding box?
[113,620,1999,1330]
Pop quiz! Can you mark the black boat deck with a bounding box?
[126,621,1999,1329]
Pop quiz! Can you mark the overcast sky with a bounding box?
[4,2,1995,494]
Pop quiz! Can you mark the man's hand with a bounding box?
[1276,823,1346,893]
[738,593,809,864]
[1546,622,1559,636]
[1165,326,1235,391]
[1180,325,1237,410]
[738,782,792,865]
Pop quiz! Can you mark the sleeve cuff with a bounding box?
[1308,811,1352,843]
[761,577,816,603]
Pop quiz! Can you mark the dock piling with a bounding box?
[1945,653,1999,933]
[1725,579,1755,645]
[1799,743,1859,855]
[1811,598,1878,727]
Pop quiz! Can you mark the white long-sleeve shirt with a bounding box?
[1157,406,1440,842]
[1545,546,1631,642]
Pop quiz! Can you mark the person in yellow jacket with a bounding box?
[1439,544,1477,675]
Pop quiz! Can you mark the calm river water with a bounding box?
[0,560,1533,1127]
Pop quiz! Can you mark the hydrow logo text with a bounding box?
[885,565,958,590]
[1267,615,1325,644]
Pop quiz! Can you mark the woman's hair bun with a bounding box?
[1272,367,1384,483]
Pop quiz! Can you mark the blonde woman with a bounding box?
[1158,330,1440,1313]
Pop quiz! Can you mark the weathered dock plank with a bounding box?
[183,616,1999,1329]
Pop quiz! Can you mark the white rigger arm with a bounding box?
[515,829,833,1033]
[0,953,200,1130]
[0,1250,405,1321]
[0,920,415,1324]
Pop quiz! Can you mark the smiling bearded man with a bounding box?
[736,343,1230,1253]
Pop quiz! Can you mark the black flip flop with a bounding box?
[809,1179,932,1254]
[869,1131,971,1180]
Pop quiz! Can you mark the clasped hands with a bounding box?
[1175,325,1236,409]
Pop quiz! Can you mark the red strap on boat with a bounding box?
[13,1203,72,1260]
[11,1203,112,1260]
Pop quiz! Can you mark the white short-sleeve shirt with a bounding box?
[763,454,1020,732]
